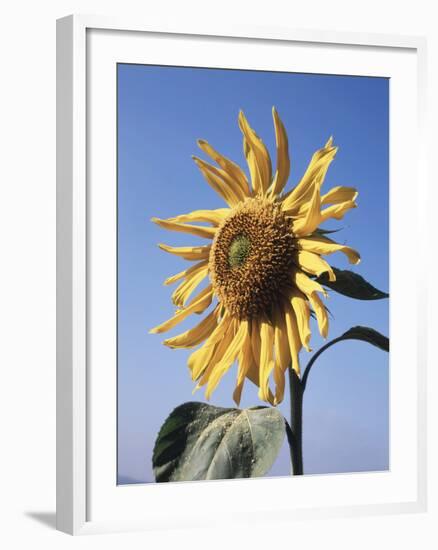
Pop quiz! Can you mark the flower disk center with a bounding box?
[228,235,251,268]
[209,198,297,320]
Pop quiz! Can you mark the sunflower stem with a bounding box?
[288,368,304,475]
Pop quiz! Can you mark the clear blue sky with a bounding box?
[117,64,389,484]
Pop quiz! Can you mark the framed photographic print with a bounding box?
[56,15,427,535]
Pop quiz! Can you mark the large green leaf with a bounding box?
[316,268,389,300]
[302,325,389,389]
[153,402,285,482]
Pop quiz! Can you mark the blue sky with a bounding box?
[117,64,389,484]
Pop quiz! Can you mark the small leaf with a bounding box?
[339,326,389,352]
[313,227,343,236]
[316,267,389,300]
[301,325,389,390]
[153,402,285,482]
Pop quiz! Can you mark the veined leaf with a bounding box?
[153,402,285,482]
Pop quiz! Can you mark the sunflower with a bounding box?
[150,108,360,406]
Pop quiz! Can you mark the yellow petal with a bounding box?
[163,308,219,349]
[293,270,327,298]
[246,366,275,406]
[205,320,249,400]
[188,313,230,380]
[243,137,261,194]
[158,243,211,261]
[233,325,254,406]
[320,200,357,223]
[238,111,272,195]
[152,217,217,239]
[164,260,208,286]
[291,184,321,237]
[197,139,251,197]
[164,269,188,286]
[297,235,360,265]
[309,292,329,339]
[296,250,336,281]
[284,303,302,375]
[273,308,291,404]
[290,291,312,352]
[269,107,290,197]
[241,318,272,404]
[258,318,275,403]
[167,209,229,226]
[171,263,209,307]
[193,156,247,202]
[195,318,236,389]
[273,364,286,406]
[274,307,291,370]
[321,186,358,206]
[193,156,243,206]
[250,317,261,373]
[281,141,337,213]
[149,285,213,334]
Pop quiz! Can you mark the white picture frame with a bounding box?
[56,14,428,535]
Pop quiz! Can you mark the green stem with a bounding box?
[288,368,304,475]
[301,336,345,391]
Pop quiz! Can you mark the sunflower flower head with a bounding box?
[150,107,360,406]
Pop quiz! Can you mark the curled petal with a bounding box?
[164,308,219,349]
[290,291,312,352]
[188,313,231,380]
[165,260,208,289]
[320,200,357,223]
[152,217,217,239]
[167,209,230,226]
[233,324,255,406]
[193,156,243,206]
[258,319,275,403]
[293,270,327,298]
[269,107,290,197]
[149,285,213,334]
[321,186,358,206]
[171,263,209,307]
[197,139,251,197]
[281,140,337,213]
[309,292,329,339]
[158,243,211,262]
[283,303,301,375]
[205,320,249,400]
[297,235,360,265]
[195,318,236,390]
[297,250,336,281]
[238,110,272,195]
[273,308,291,404]
[292,185,321,237]
[234,319,275,405]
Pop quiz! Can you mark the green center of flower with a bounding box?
[228,234,251,268]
